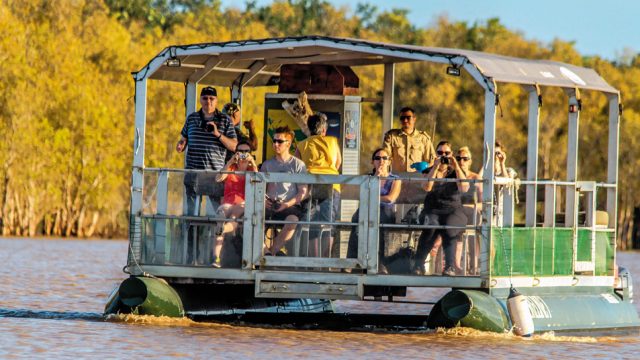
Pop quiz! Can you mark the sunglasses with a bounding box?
[273,139,289,144]
[373,156,389,161]
[236,149,251,153]
[456,156,471,161]
[399,115,413,121]
[201,96,216,101]
[437,150,452,156]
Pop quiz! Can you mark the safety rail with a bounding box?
[126,168,615,294]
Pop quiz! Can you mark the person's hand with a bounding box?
[265,197,274,209]
[207,121,220,137]
[176,139,187,153]
[495,150,506,163]
[450,155,460,169]
[243,119,255,132]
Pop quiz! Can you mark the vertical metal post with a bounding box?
[366,176,380,274]
[382,63,395,140]
[154,170,169,264]
[606,94,620,229]
[480,88,497,280]
[565,92,580,228]
[525,86,541,227]
[130,77,147,265]
[185,82,197,116]
[231,84,244,123]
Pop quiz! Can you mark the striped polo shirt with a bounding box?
[181,109,237,170]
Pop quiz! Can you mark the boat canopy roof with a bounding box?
[137,35,617,94]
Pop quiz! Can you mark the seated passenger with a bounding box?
[413,140,469,276]
[447,146,482,274]
[346,148,401,274]
[295,113,342,257]
[212,141,258,267]
[261,126,308,256]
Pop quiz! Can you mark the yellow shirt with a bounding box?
[297,135,341,191]
[383,129,435,173]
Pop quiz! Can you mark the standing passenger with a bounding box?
[383,107,435,174]
[176,86,237,215]
[295,113,342,256]
[222,102,258,156]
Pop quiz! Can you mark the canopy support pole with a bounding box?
[525,86,541,227]
[481,87,497,280]
[382,63,395,140]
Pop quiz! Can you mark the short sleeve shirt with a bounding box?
[181,109,236,170]
[260,156,307,202]
[383,129,435,173]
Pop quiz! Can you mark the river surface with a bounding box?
[1,238,639,359]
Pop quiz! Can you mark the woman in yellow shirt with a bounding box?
[295,113,342,257]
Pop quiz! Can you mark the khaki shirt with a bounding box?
[383,129,435,173]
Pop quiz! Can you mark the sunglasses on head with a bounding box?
[437,150,452,156]
[456,156,471,161]
[273,139,288,144]
[399,115,413,121]
[373,156,389,161]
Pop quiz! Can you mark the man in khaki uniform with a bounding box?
[383,107,436,174]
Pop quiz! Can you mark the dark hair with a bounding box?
[436,140,452,149]
[371,147,387,160]
[274,126,295,142]
[399,106,415,115]
[236,140,251,151]
[495,140,504,150]
[307,113,328,136]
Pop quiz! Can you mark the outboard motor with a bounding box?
[507,286,534,337]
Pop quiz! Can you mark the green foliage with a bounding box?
[1,0,639,246]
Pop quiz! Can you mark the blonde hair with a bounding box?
[458,146,472,158]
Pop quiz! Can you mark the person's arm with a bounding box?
[176,136,187,153]
[382,131,393,156]
[208,120,238,151]
[423,161,440,192]
[334,139,342,170]
[216,156,237,182]
[451,156,469,193]
[380,179,401,203]
[423,138,436,164]
[244,120,258,151]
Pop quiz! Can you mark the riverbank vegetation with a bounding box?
[1,0,639,248]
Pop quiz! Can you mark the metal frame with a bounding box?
[128,36,622,301]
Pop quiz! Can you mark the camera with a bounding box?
[272,200,282,211]
[238,152,249,160]
[440,156,449,164]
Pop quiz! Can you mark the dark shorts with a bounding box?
[265,205,304,221]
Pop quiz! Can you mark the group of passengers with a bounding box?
[177,86,510,275]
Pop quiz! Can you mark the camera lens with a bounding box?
[441,156,449,164]
[239,153,248,160]
[205,123,214,132]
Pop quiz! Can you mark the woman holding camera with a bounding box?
[412,140,469,276]
[212,141,257,267]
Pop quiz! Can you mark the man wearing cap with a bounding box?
[176,86,237,216]
[222,102,258,163]
[383,106,435,174]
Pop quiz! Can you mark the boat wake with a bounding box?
[0,308,103,322]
